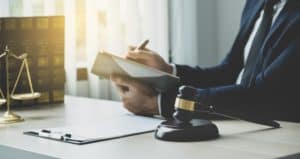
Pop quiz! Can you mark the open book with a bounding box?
[91,51,179,92]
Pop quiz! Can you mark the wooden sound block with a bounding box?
[11,92,41,101]
[155,119,219,141]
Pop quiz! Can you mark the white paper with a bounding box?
[32,115,162,140]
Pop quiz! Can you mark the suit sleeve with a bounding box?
[160,51,244,118]
[199,34,300,119]
[158,0,269,118]
[160,15,300,119]
[161,33,300,118]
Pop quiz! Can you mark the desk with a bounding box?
[0,96,299,159]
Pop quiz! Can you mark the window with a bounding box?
[0,0,169,99]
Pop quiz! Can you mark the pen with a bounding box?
[134,39,149,52]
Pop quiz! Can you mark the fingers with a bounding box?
[115,84,129,94]
[121,97,146,115]
[110,74,132,87]
[128,45,150,52]
[121,95,158,116]
[126,45,151,61]
[111,74,138,95]
[111,75,141,114]
[126,50,153,61]
[111,74,145,90]
[111,74,156,97]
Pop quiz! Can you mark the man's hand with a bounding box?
[126,46,173,74]
[111,75,159,116]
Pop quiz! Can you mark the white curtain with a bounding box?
[169,0,218,67]
[0,0,169,101]
[83,0,169,100]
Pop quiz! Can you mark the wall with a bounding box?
[170,0,218,67]
[196,0,218,66]
[216,0,246,62]
[170,0,245,67]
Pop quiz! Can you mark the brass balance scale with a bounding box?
[0,46,41,124]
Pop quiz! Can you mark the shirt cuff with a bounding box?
[157,93,162,115]
[170,63,177,76]
[156,64,177,118]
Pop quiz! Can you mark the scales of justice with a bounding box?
[0,45,41,124]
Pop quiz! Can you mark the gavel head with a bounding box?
[173,86,198,123]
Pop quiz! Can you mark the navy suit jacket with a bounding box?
[161,0,300,122]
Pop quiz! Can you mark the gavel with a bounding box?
[155,86,280,141]
[173,86,211,122]
[173,86,280,127]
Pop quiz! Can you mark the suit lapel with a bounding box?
[262,0,300,63]
[263,1,292,47]
[239,1,264,44]
[261,0,300,70]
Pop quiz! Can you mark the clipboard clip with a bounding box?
[25,129,87,144]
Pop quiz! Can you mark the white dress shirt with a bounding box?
[158,0,287,115]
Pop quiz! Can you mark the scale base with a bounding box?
[155,119,219,141]
[0,111,24,124]
[0,99,6,106]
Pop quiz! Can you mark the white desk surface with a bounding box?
[0,96,299,159]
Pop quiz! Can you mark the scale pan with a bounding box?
[11,92,41,100]
[0,99,6,105]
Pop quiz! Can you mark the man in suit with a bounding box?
[112,0,300,121]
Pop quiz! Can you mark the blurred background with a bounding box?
[0,0,245,101]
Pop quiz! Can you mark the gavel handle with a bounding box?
[207,110,280,128]
[176,86,280,128]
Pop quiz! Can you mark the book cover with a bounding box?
[91,51,179,92]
